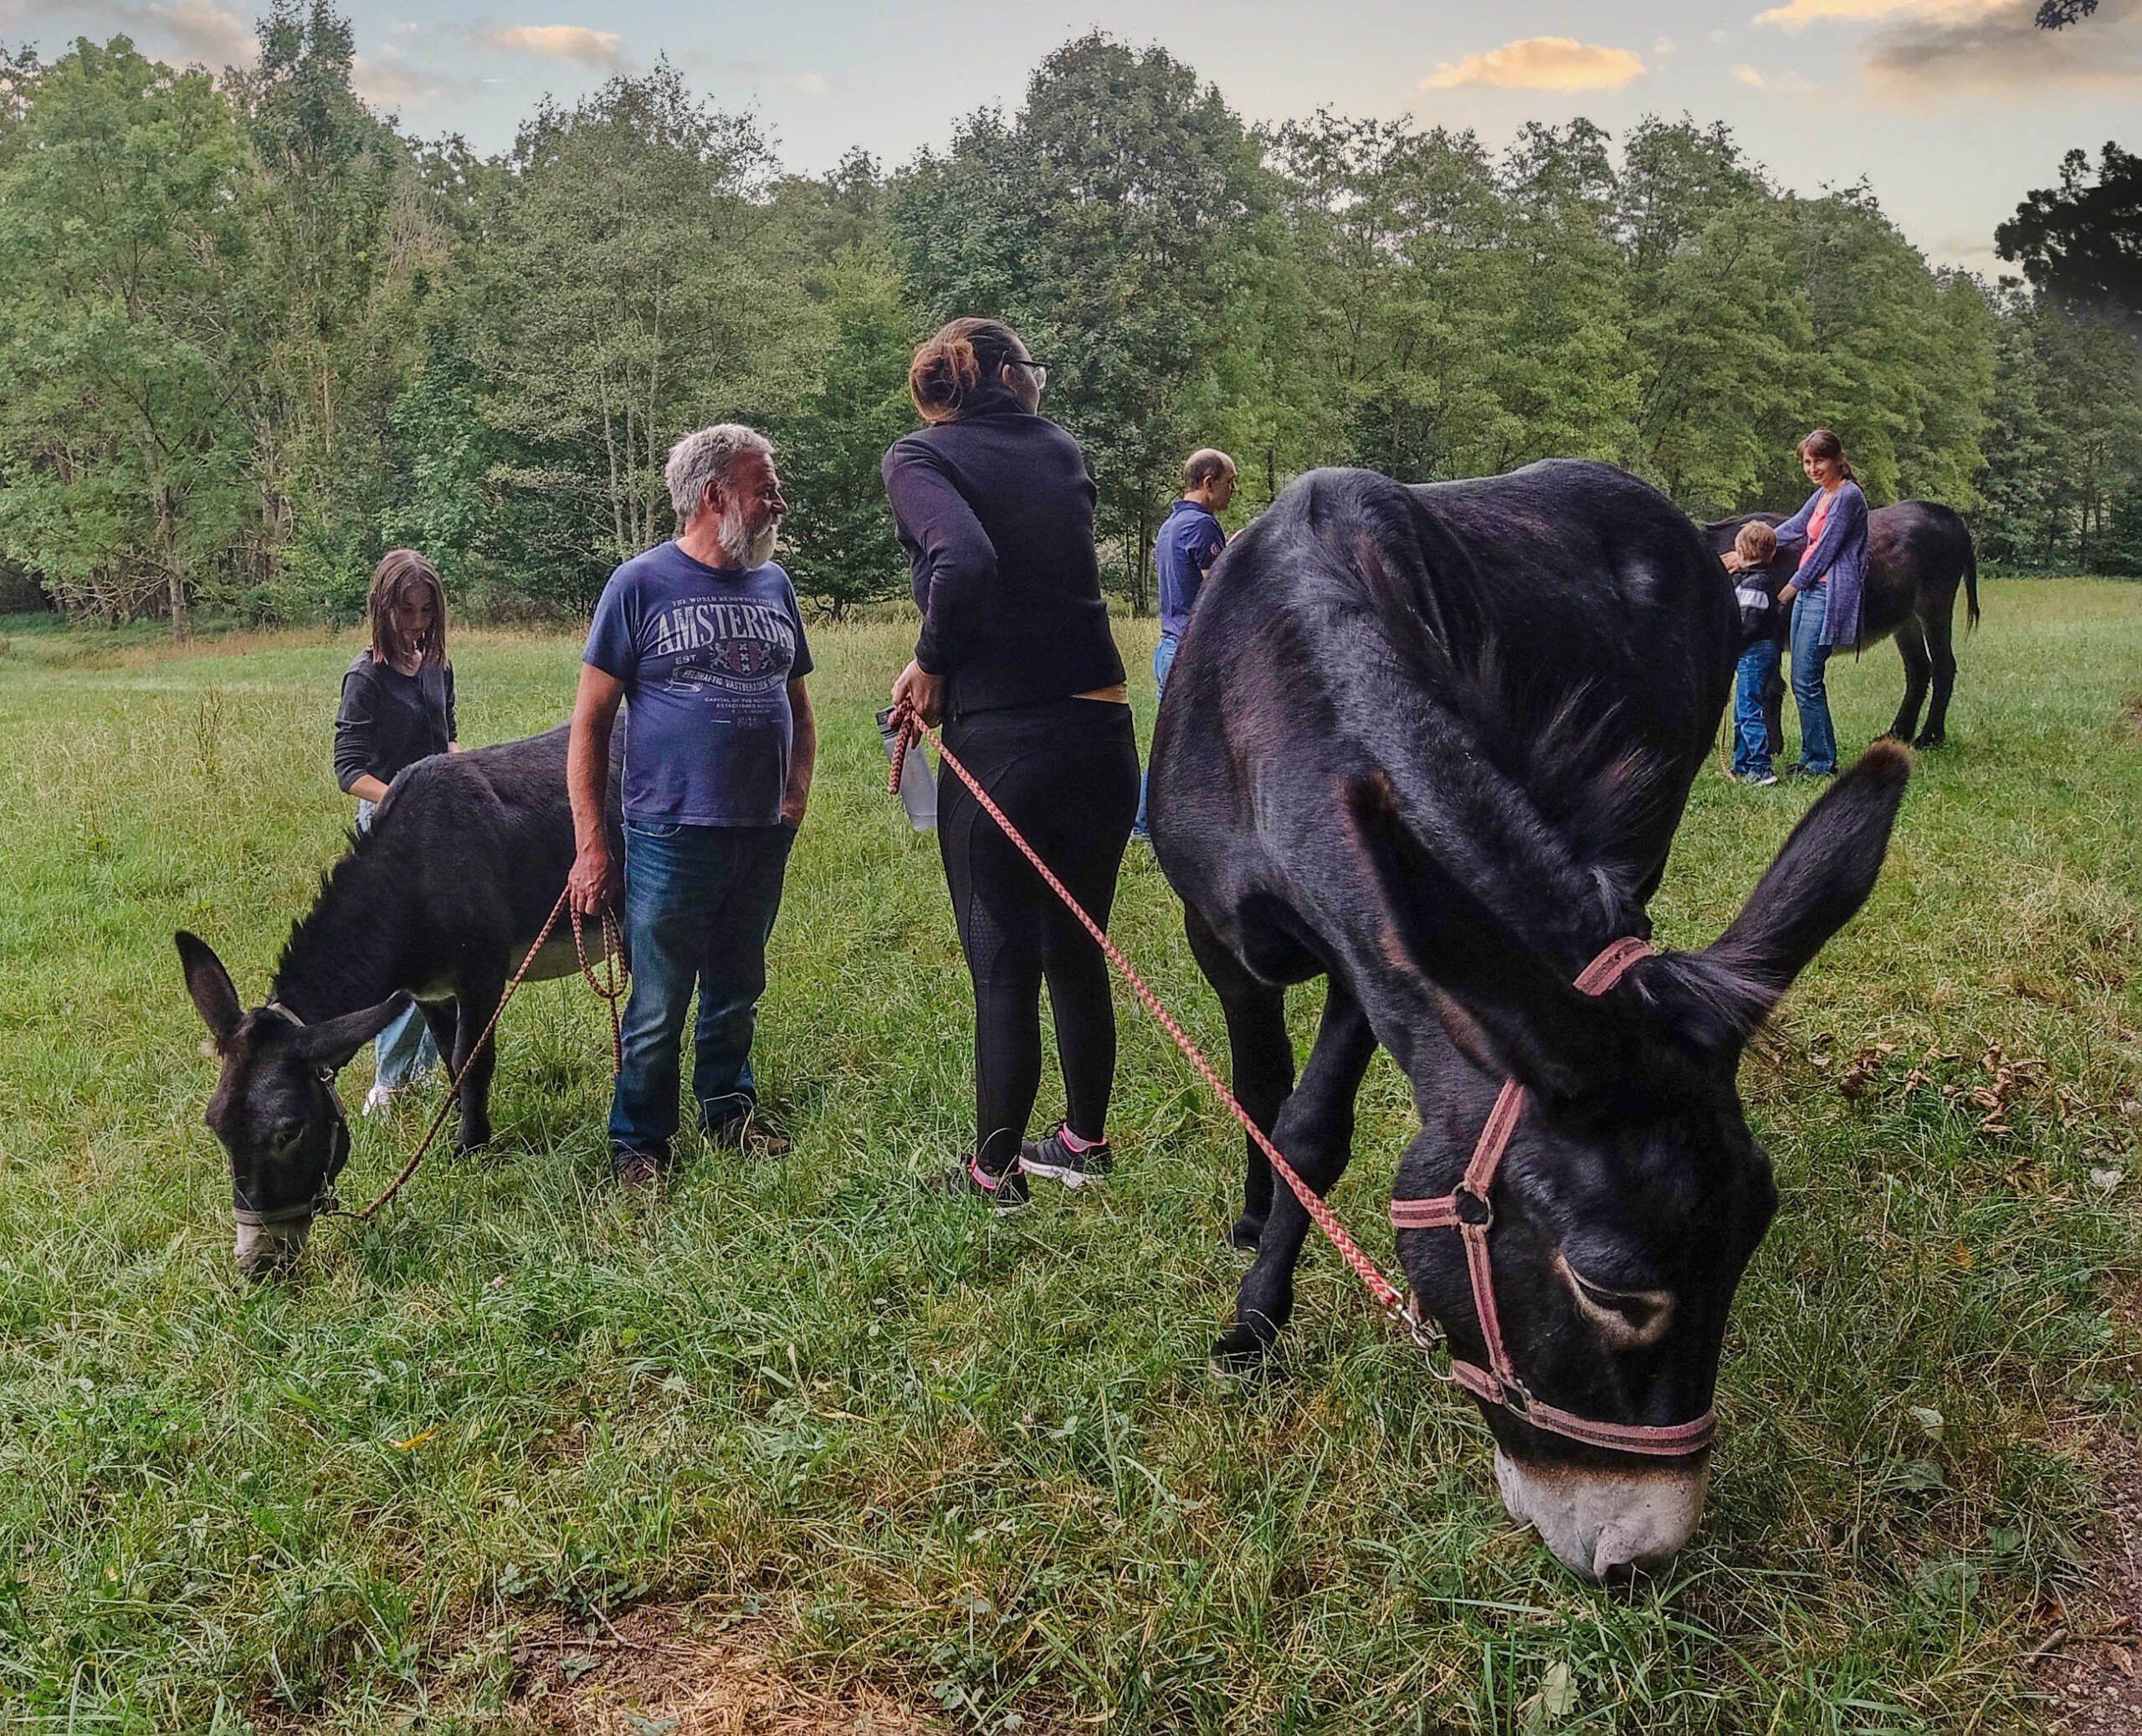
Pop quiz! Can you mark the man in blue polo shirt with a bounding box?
[1133,448,1234,841]
[566,423,817,1188]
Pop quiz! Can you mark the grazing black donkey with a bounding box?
[1150,460,1911,1579]
[1706,500,1980,748]
[177,723,623,1279]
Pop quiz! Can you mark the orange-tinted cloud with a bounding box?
[1422,36,1647,91]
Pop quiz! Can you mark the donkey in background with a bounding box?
[178,722,622,1278]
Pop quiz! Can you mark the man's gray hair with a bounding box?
[666,423,774,525]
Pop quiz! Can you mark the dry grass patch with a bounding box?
[502,1605,942,1735]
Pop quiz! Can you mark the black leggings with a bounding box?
[938,698,1140,1170]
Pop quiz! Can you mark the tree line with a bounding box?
[2,5,2138,635]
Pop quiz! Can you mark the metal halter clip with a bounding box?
[1452,1184,1494,1228]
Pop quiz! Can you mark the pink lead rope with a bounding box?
[890,705,1714,1460]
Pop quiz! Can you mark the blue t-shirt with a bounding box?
[582,542,814,827]
[1156,499,1226,641]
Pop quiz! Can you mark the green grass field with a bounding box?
[2,582,2139,1733]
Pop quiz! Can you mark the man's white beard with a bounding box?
[716,510,778,570]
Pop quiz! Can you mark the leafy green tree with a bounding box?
[1263,111,1509,484]
[474,61,802,607]
[231,1,440,614]
[774,240,919,616]
[1616,119,1811,514]
[0,38,259,634]
[1473,120,1637,474]
[892,33,1271,609]
[1996,142,2142,327]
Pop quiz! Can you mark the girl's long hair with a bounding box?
[908,317,1026,425]
[366,549,448,670]
[1796,428,1856,484]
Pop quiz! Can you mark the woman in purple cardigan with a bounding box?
[1762,428,1868,778]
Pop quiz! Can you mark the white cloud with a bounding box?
[1733,63,1768,84]
[1422,36,1647,91]
[469,23,624,69]
[352,45,443,107]
[1754,0,2008,28]
[1655,35,1678,54]
[387,18,421,34]
[151,0,252,64]
[776,70,829,96]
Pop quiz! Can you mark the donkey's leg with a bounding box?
[449,968,507,1151]
[418,1000,458,1075]
[1184,907,1294,1251]
[1215,980,1377,1367]
[1917,601,1959,748]
[1886,618,1931,744]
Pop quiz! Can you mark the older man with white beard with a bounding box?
[566,424,817,1189]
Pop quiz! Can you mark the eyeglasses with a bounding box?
[1004,357,1049,383]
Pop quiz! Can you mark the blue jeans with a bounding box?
[1131,632,1181,839]
[610,819,796,1162]
[1789,581,1837,776]
[356,798,440,1088]
[1731,638,1781,779]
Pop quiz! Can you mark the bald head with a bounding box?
[1185,448,1236,512]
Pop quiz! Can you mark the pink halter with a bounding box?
[1390,937,1717,1457]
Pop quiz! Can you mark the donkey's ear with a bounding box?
[1342,774,1630,1101]
[290,994,413,1072]
[176,931,243,1048]
[1645,741,1910,1054]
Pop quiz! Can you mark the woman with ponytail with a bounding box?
[1747,428,1868,778]
[882,318,1137,1209]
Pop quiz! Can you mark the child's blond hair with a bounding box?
[1734,521,1779,566]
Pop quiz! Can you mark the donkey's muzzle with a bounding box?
[1495,1447,1709,1580]
[233,1210,313,1280]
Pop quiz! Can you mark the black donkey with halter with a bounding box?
[1149,460,1910,1578]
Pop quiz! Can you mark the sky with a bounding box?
[7,0,2140,272]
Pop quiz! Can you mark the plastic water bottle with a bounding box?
[877,707,938,832]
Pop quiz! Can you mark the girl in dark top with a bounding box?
[333,549,460,1113]
[884,318,1139,1209]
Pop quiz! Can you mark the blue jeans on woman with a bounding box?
[1131,632,1181,841]
[1731,638,1781,780]
[609,819,796,1166]
[1789,581,1838,776]
[356,797,440,1090]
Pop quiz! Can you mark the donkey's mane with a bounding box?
[272,820,393,993]
[1339,489,1673,891]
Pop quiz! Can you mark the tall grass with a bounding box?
[0,584,2137,1732]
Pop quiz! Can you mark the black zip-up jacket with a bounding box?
[882,388,1126,717]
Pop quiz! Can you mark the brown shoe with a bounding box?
[707,1115,791,1161]
[614,1150,666,1193]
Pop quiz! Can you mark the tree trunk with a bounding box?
[161,486,189,641]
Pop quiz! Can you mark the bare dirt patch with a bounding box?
[2037,1435,2142,1734]
[502,1603,943,1735]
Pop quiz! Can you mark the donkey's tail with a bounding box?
[1962,535,1981,631]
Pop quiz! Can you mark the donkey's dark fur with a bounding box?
[178,725,622,1260]
[1150,462,1909,1557]
[1707,500,1980,747]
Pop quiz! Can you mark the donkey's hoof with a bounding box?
[1212,1320,1276,1370]
[1228,1214,1265,1253]
[1914,730,1947,750]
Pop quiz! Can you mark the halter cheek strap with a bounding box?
[1391,937,1717,1458]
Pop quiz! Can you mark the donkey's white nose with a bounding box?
[233,1216,311,1280]
[1495,1447,1709,1580]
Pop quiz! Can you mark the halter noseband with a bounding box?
[1390,937,1717,1459]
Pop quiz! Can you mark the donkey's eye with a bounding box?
[1555,1252,1674,1349]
